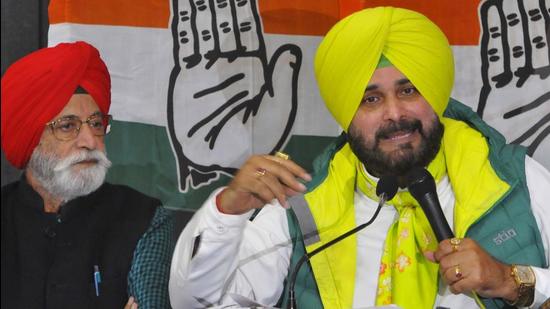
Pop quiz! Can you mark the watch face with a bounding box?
[516,265,535,284]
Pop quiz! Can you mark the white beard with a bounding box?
[27,148,112,202]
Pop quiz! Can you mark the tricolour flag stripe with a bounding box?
[50,0,481,45]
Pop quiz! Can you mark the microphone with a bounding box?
[376,175,398,200]
[406,167,454,242]
[287,175,398,309]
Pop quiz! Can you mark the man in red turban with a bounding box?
[1,41,111,169]
[1,41,173,309]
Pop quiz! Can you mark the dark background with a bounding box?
[1,0,50,186]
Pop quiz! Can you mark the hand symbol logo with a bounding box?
[167,0,302,191]
[478,0,549,163]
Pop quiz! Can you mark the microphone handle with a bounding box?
[417,193,454,242]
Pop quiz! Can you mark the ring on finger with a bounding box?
[450,237,462,252]
[274,151,290,161]
[454,264,463,279]
[255,168,267,178]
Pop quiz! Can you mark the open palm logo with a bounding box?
[167,0,302,191]
[478,0,549,158]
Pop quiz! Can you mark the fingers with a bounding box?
[265,154,311,183]
[434,238,470,287]
[125,296,134,306]
[177,0,216,69]
[501,0,528,86]
[223,153,311,213]
[443,261,505,296]
[247,153,310,195]
[479,0,512,93]
[433,238,515,299]
[177,0,202,68]
[479,0,549,91]
[124,296,138,309]
[255,168,294,208]
[433,237,463,262]
[211,0,238,54]
[435,240,478,293]
[177,0,268,69]
[423,250,436,263]
[522,0,550,74]
[441,263,467,292]
[231,0,264,54]
[501,0,549,87]
[191,0,215,60]
[438,251,469,281]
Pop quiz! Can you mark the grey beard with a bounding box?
[27,148,112,202]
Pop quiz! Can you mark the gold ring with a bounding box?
[255,168,266,178]
[450,237,462,252]
[454,264,462,279]
[274,151,290,161]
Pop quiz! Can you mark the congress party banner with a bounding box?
[48,0,549,210]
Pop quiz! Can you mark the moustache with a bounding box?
[375,119,423,141]
[53,150,112,172]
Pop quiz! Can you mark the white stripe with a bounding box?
[50,23,174,127]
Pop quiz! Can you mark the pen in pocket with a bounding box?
[93,265,102,297]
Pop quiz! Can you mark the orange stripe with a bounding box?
[259,0,341,36]
[49,0,479,45]
[49,0,170,28]
[359,0,481,45]
[260,0,480,45]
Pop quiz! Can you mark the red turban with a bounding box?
[1,41,111,169]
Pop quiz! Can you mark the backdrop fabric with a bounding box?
[47,0,550,210]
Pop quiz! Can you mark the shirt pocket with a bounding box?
[88,271,127,308]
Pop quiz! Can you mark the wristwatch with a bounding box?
[505,264,535,307]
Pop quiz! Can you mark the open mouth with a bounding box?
[376,119,422,143]
[384,129,416,141]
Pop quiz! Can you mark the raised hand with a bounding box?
[478,0,549,163]
[167,0,303,191]
[218,153,311,215]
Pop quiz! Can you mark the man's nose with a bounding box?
[383,96,405,121]
[75,123,99,150]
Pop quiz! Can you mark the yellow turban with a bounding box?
[314,7,454,130]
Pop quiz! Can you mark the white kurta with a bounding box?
[169,157,550,308]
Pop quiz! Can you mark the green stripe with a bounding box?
[105,120,337,210]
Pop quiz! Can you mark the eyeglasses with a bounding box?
[45,113,112,141]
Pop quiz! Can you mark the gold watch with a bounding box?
[505,264,535,307]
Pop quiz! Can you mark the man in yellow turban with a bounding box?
[169,7,550,309]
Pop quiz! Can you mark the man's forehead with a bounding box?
[51,94,101,120]
[365,66,414,90]
[54,111,102,121]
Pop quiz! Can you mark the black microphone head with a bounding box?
[376,175,398,201]
[406,167,436,199]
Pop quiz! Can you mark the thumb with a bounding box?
[265,44,302,97]
[250,44,303,153]
[424,250,437,263]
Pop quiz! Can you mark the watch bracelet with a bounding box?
[505,265,535,307]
